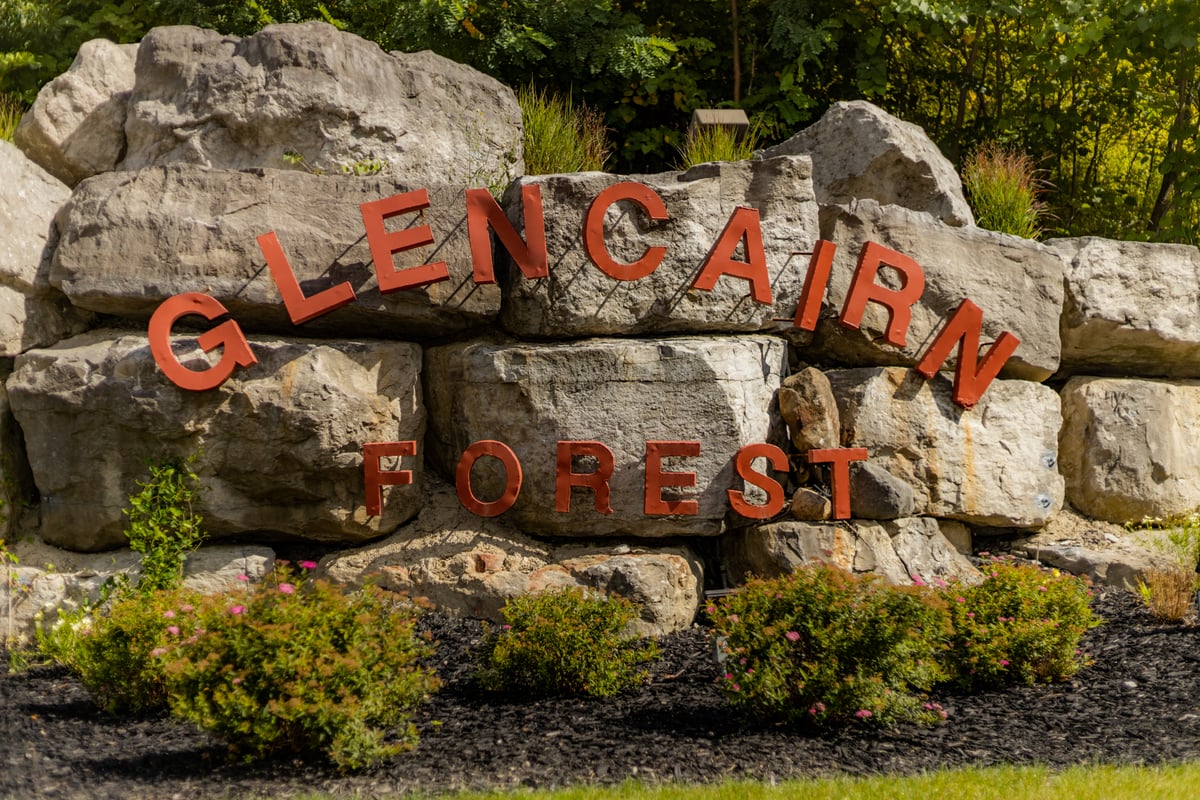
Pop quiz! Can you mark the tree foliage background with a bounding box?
[2,0,1198,242]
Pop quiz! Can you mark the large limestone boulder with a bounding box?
[7,331,425,551]
[0,141,92,355]
[13,39,137,186]
[52,166,497,337]
[121,23,521,186]
[758,100,974,227]
[722,517,979,586]
[321,480,702,636]
[0,539,274,644]
[809,201,1063,381]
[827,367,1064,527]
[1049,237,1200,377]
[1059,377,1200,524]
[424,335,787,538]
[499,156,818,337]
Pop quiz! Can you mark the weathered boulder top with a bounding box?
[15,21,524,189]
[758,99,975,227]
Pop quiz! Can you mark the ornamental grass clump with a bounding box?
[164,565,439,771]
[940,556,1096,690]
[961,143,1046,239]
[519,84,611,174]
[477,587,658,698]
[38,587,204,714]
[710,563,951,727]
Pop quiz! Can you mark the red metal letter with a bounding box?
[456,440,523,517]
[839,241,926,346]
[555,440,615,514]
[727,443,789,520]
[915,298,1020,409]
[360,189,449,292]
[148,293,257,391]
[807,448,869,520]
[583,182,668,281]
[363,441,416,517]
[644,440,700,516]
[792,239,837,331]
[466,185,548,284]
[692,206,772,304]
[258,231,357,325]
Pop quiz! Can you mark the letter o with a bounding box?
[456,440,523,517]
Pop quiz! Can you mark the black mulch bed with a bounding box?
[3,586,1200,799]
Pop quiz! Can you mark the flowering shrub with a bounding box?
[164,566,439,770]
[941,557,1096,689]
[477,587,658,698]
[710,564,950,726]
[39,588,204,714]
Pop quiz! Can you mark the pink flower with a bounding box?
[166,625,180,636]
[855,710,873,719]
[731,684,740,692]
[727,614,739,624]
[955,597,966,603]
[910,575,926,586]
[228,605,247,615]
[150,647,168,657]
[180,604,194,613]
[785,631,801,642]
[232,677,243,685]
[814,702,825,712]
[725,673,734,681]
[277,583,296,595]
[299,560,318,570]
[236,574,250,582]
[1000,659,1010,666]
[162,610,176,619]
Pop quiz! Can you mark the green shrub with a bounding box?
[124,457,206,594]
[164,567,438,770]
[519,85,611,174]
[940,557,1096,689]
[39,588,204,714]
[676,122,760,169]
[962,144,1046,239]
[709,564,950,727]
[477,587,658,698]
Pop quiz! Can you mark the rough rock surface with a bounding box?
[321,481,702,636]
[811,200,1063,381]
[789,487,831,520]
[13,39,137,186]
[849,460,916,519]
[52,165,498,337]
[499,157,817,337]
[777,366,839,451]
[1059,376,1200,524]
[6,331,425,551]
[722,516,979,585]
[758,100,974,226]
[0,539,274,643]
[1049,237,1200,377]
[424,335,786,538]
[828,367,1064,527]
[0,141,92,356]
[121,23,522,187]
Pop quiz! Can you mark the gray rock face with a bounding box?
[424,335,787,538]
[122,23,522,187]
[789,487,831,520]
[0,141,93,356]
[1049,237,1200,377]
[722,516,979,585]
[7,331,425,551]
[499,157,818,337]
[810,201,1063,382]
[1060,376,1200,524]
[321,479,702,635]
[828,367,1064,527]
[52,165,498,337]
[759,100,974,226]
[13,39,137,186]
[849,460,916,519]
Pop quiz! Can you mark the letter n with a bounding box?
[915,298,1020,409]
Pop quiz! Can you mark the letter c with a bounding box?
[148,293,257,391]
